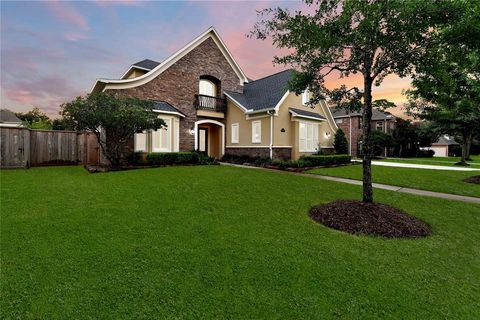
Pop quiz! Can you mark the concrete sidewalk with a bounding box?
[365,160,480,171]
[220,162,480,204]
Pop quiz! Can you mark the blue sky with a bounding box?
[1,0,409,116]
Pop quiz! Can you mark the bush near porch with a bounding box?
[129,151,216,166]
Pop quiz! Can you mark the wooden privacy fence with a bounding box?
[0,127,100,168]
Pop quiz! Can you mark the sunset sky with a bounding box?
[1,0,411,117]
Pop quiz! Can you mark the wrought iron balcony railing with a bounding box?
[194,94,226,112]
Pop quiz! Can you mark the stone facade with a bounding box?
[225,147,293,160]
[105,37,243,152]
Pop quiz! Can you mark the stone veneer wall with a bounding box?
[335,116,362,156]
[225,147,292,160]
[105,37,243,151]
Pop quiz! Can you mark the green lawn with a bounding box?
[381,155,480,167]
[1,166,480,319]
[309,164,480,198]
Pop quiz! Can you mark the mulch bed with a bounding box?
[309,200,431,238]
[463,175,480,184]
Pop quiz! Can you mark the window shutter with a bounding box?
[231,123,239,144]
[299,122,307,151]
[134,131,147,152]
[252,121,261,143]
[174,119,179,152]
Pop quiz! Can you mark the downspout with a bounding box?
[384,119,387,157]
[349,117,352,156]
[269,110,274,159]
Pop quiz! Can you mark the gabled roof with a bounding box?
[0,109,22,123]
[331,107,396,121]
[133,59,161,71]
[224,69,294,113]
[152,101,185,118]
[289,108,326,121]
[92,26,249,93]
[121,59,161,79]
[433,135,458,146]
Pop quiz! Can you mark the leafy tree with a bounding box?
[371,131,394,157]
[15,107,52,130]
[51,117,74,131]
[250,0,456,202]
[407,1,480,165]
[333,128,348,154]
[61,93,165,167]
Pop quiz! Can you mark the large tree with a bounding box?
[250,0,458,202]
[407,1,480,165]
[61,93,165,167]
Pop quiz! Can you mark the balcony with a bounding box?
[194,94,226,113]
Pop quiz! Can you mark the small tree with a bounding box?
[333,129,348,154]
[15,107,52,129]
[250,0,457,202]
[61,93,165,167]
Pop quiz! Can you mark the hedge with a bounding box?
[299,154,351,167]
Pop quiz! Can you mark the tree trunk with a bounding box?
[465,133,473,161]
[459,132,470,166]
[362,77,374,203]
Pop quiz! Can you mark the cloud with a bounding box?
[45,1,89,30]
[91,0,143,7]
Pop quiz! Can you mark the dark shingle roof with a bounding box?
[225,69,294,111]
[331,108,396,121]
[152,101,185,117]
[433,135,458,146]
[289,108,326,120]
[132,59,161,70]
[0,109,22,123]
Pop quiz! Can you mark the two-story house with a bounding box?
[331,108,397,156]
[91,27,337,160]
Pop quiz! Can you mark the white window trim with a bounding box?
[134,131,148,152]
[252,120,261,143]
[152,117,172,152]
[231,123,239,144]
[299,121,319,153]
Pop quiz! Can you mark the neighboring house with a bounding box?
[91,27,337,160]
[0,109,24,128]
[331,108,396,156]
[427,135,459,157]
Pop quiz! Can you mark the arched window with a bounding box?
[199,79,216,97]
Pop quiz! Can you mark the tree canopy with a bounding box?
[250,0,459,202]
[61,93,165,167]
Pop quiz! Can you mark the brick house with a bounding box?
[331,108,397,157]
[91,27,338,160]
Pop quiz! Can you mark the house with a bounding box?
[0,109,24,128]
[331,108,396,156]
[91,27,337,160]
[427,135,459,157]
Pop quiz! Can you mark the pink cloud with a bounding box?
[45,1,89,30]
[91,0,143,7]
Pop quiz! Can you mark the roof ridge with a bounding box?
[248,68,294,83]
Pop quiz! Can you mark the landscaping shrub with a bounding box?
[146,152,200,166]
[300,154,352,167]
[334,129,349,154]
[221,153,270,165]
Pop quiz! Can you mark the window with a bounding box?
[199,79,216,97]
[252,120,261,143]
[376,121,384,131]
[231,123,239,144]
[335,118,344,124]
[299,121,319,152]
[152,118,171,152]
[302,88,309,105]
[134,131,147,152]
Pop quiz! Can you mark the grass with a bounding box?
[1,166,480,319]
[380,155,480,167]
[309,164,480,198]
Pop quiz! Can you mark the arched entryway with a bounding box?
[194,120,225,159]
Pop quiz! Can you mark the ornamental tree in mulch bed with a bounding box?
[463,176,480,184]
[309,200,431,239]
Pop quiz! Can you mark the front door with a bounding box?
[198,128,208,155]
